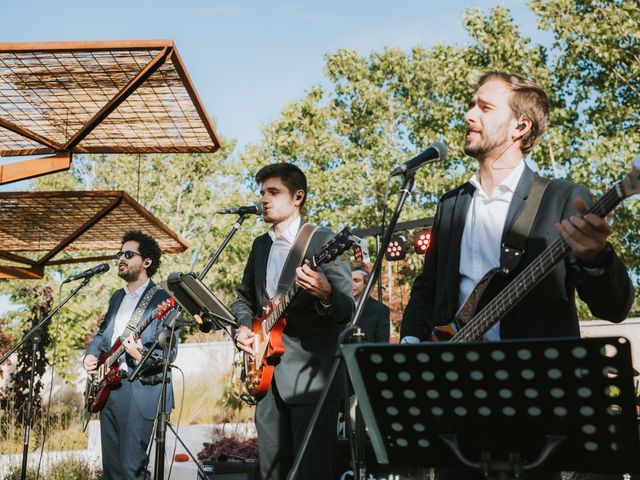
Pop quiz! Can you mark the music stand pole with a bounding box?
[199,213,248,281]
[0,277,91,480]
[287,172,416,480]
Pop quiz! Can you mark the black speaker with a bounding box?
[197,459,259,480]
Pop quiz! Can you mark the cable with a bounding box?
[166,364,185,480]
[36,284,63,480]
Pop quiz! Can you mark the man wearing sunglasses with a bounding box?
[83,230,176,480]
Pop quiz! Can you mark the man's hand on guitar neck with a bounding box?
[555,196,612,263]
[235,326,256,357]
[122,334,145,363]
[295,262,332,304]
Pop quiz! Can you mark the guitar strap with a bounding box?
[499,175,550,275]
[121,284,162,339]
[274,223,319,300]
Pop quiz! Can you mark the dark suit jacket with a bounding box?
[401,166,634,340]
[355,296,390,343]
[231,225,354,404]
[85,281,177,420]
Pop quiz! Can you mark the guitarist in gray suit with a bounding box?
[233,163,354,480]
[400,72,634,479]
[83,231,176,480]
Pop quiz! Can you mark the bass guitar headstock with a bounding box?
[310,227,356,269]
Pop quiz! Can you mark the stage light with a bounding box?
[414,229,432,254]
[385,235,407,261]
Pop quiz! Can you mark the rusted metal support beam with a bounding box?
[0,153,72,185]
[0,250,37,266]
[47,254,116,266]
[0,117,66,151]
[170,48,221,152]
[64,46,172,151]
[0,266,44,280]
[37,194,124,265]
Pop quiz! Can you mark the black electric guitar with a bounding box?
[433,156,640,342]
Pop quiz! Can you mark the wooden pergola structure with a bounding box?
[0,191,188,279]
[0,40,221,278]
[0,40,221,184]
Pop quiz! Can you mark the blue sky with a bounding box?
[0,0,546,313]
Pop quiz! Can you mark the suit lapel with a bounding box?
[501,165,535,244]
[255,234,272,303]
[103,289,126,349]
[450,182,475,263]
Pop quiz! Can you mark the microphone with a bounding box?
[216,204,264,215]
[62,263,110,284]
[390,141,447,177]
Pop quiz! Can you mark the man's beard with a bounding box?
[118,263,142,282]
[464,127,510,159]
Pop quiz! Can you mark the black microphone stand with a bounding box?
[135,213,249,480]
[199,213,249,281]
[287,172,417,480]
[0,277,91,480]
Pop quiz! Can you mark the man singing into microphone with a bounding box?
[83,230,176,480]
[400,72,634,479]
[232,163,353,480]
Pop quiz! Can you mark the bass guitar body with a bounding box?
[242,299,287,397]
[431,268,503,342]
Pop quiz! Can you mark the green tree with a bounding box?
[239,5,639,324]
[0,142,259,380]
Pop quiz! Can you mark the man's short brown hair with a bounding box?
[255,163,308,209]
[477,71,550,155]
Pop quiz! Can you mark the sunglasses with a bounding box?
[116,250,142,260]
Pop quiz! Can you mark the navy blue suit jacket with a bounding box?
[86,281,176,420]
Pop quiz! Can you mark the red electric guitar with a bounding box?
[82,298,175,427]
[242,227,355,397]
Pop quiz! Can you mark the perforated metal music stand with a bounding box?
[342,337,640,476]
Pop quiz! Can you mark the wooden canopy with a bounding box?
[0,191,188,279]
[0,40,221,184]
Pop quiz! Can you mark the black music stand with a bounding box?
[163,272,237,331]
[342,337,640,478]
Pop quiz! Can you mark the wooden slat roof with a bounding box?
[0,40,221,157]
[0,190,188,279]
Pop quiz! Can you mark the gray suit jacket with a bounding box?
[232,225,354,404]
[401,166,634,340]
[86,281,177,420]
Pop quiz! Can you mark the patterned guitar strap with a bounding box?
[121,284,162,339]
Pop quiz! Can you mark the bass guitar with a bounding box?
[433,157,640,343]
[82,297,175,429]
[242,227,355,397]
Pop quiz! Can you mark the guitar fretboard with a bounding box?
[453,183,623,342]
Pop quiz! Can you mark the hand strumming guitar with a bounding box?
[83,354,98,373]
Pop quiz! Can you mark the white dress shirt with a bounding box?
[458,161,525,341]
[111,279,150,369]
[400,162,526,345]
[266,216,301,299]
